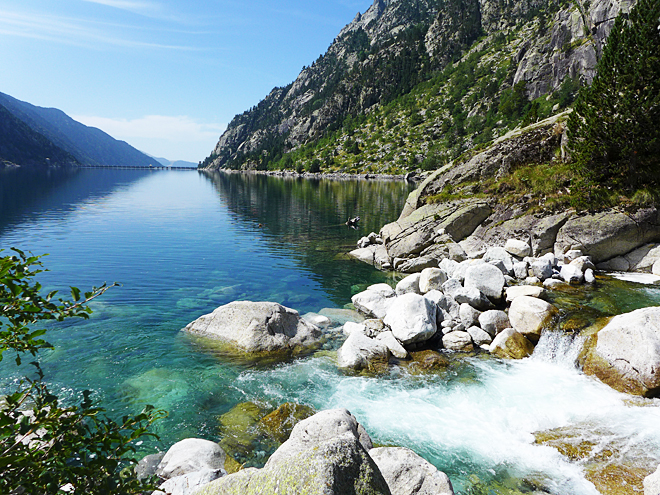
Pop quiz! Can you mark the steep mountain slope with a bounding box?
[0,92,156,168]
[203,0,633,172]
[0,104,78,169]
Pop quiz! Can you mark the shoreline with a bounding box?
[199,167,421,182]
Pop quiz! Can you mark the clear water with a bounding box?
[1,168,660,494]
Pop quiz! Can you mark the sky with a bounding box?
[0,0,371,162]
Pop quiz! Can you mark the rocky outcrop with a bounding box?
[583,307,660,398]
[194,409,454,495]
[183,301,322,354]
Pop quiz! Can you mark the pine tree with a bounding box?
[568,0,660,200]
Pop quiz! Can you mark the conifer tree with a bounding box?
[568,0,660,200]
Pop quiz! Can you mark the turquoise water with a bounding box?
[1,168,660,494]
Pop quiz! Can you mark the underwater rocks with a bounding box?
[183,301,322,354]
[583,307,660,398]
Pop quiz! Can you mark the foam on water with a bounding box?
[235,335,660,493]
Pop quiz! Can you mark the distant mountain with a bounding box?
[0,91,156,168]
[0,103,78,170]
[150,156,198,168]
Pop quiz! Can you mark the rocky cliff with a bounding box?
[203,0,634,172]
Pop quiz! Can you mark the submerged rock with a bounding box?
[583,307,660,397]
[183,301,322,354]
[258,402,316,443]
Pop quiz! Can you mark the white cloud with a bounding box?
[74,114,226,162]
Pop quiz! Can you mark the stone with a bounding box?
[452,259,485,284]
[183,302,322,354]
[513,261,529,279]
[653,259,660,276]
[349,246,378,265]
[523,276,541,285]
[569,256,595,273]
[541,252,557,267]
[508,296,558,344]
[530,259,553,280]
[396,273,422,296]
[505,239,531,258]
[156,439,227,480]
[467,326,492,346]
[560,264,584,284]
[418,268,448,294]
[376,331,409,359]
[337,332,390,370]
[384,293,438,345]
[478,310,510,337]
[195,409,389,495]
[364,319,387,337]
[584,268,596,283]
[488,259,509,276]
[369,447,454,495]
[399,256,439,273]
[583,307,660,397]
[555,207,660,263]
[505,285,546,302]
[459,303,481,328]
[644,464,660,495]
[343,321,367,336]
[374,245,392,271]
[357,236,371,249]
[453,287,493,311]
[136,452,165,481]
[483,247,515,274]
[464,263,505,301]
[408,350,450,371]
[597,256,631,272]
[352,285,397,319]
[622,243,660,272]
[303,313,331,329]
[543,278,566,289]
[442,331,474,352]
[490,328,535,359]
[441,278,463,299]
[156,469,225,495]
[439,258,459,278]
[564,249,584,262]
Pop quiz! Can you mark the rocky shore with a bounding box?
[201,167,413,182]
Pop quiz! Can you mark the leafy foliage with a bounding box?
[568,0,660,206]
[0,249,165,494]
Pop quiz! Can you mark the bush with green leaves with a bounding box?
[568,0,660,206]
[0,249,166,494]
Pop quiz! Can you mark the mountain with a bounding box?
[150,156,198,168]
[0,92,156,168]
[0,103,78,170]
[202,0,633,172]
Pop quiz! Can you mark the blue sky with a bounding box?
[0,0,370,162]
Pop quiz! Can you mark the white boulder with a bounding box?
[508,296,558,343]
[418,268,448,294]
[505,239,531,258]
[644,463,660,495]
[505,285,545,302]
[156,439,226,480]
[467,326,493,346]
[464,263,505,301]
[337,332,390,370]
[384,293,438,345]
[442,331,474,352]
[352,284,397,319]
[478,310,510,337]
[560,264,584,284]
[396,273,422,296]
[376,331,408,359]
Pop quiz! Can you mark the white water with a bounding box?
[235,331,660,494]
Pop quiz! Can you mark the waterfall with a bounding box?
[530,330,586,368]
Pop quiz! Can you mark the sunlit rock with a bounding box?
[508,296,558,344]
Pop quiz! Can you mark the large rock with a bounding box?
[397,256,439,274]
[384,293,438,345]
[442,331,474,352]
[483,247,515,275]
[508,296,558,343]
[464,263,505,301]
[459,303,481,328]
[195,409,390,495]
[452,287,493,311]
[380,200,492,260]
[583,307,660,397]
[418,268,448,294]
[183,302,322,354]
[505,285,546,302]
[369,447,454,495]
[560,264,584,284]
[376,331,408,359]
[490,328,535,359]
[156,439,227,480]
[654,260,660,276]
[505,239,531,258]
[337,332,390,370]
[644,464,660,495]
[396,273,422,296]
[156,469,225,495]
[478,310,510,337]
[555,208,660,263]
[352,284,397,319]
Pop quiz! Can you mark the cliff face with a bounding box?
[204,0,633,171]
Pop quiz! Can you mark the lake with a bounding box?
[1,168,659,494]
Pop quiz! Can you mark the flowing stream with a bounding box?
[1,168,659,494]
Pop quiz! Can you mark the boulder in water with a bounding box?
[369,447,454,495]
[490,328,535,359]
[508,296,558,344]
[337,331,390,370]
[583,307,660,397]
[183,301,322,354]
[384,293,438,345]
